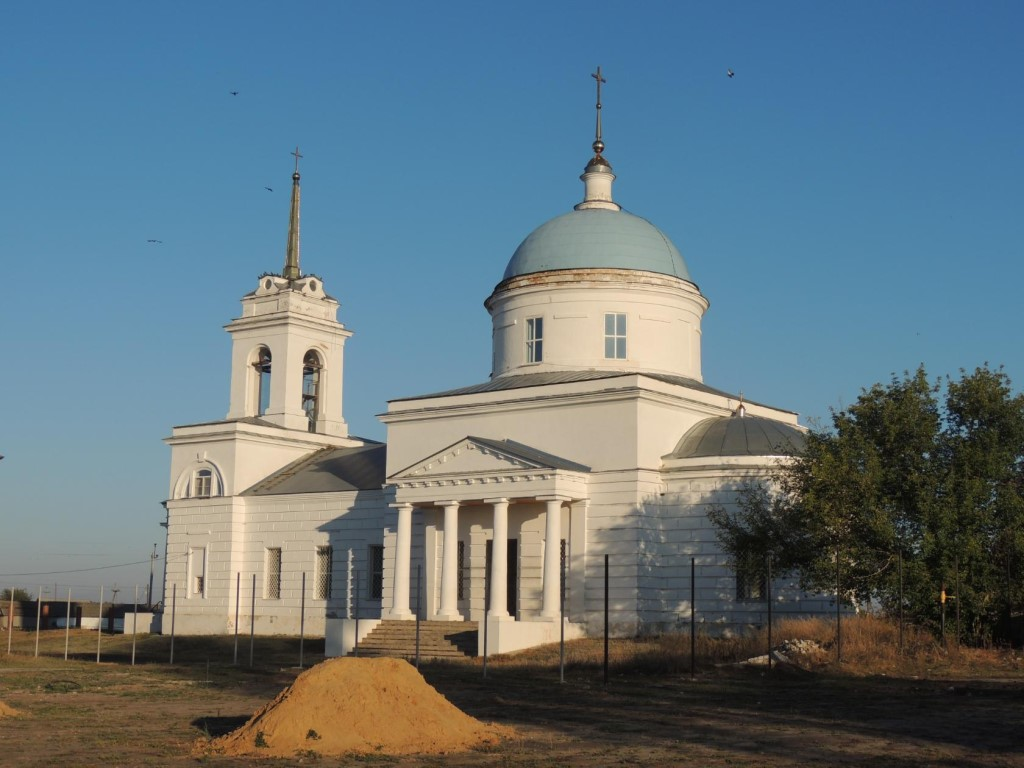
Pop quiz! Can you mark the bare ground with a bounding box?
[1,631,1022,767]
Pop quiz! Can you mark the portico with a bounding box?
[386,437,589,636]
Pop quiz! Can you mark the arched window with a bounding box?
[193,469,213,498]
[302,350,321,433]
[253,347,272,416]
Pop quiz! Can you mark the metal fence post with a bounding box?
[233,572,240,665]
[131,585,139,666]
[299,572,306,669]
[603,554,609,685]
[766,555,773,671]
[96,585,103,663]
[483,561,490,680]
[169,583,176,665]
[690,557,696,680]
[34,587,42,658]
[415,564,421,669]
[835,547,842,664]
[898,549,904,654]
[354,571,361,658]
[64,587,72,661]
[249,574,256,668]
[7,591,14,654]
[559,548,565,684]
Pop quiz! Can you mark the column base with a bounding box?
[432,611,464,622]
[386,610,415,620]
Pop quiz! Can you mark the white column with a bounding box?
[541,497,563,619]
[436,501,462,621]
[487,498,510,619]
[389,503,413,619]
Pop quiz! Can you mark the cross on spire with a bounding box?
[291,146,303,176]
[283,147,303,280]
[591,66,606,156]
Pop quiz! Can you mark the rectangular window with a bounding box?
[314,545,333,600]
[735,555,767,601]
[369,545,384,600]
[189,547,206,598]
[194,470,212,498]
[604,313,627,359]
[457,540,466,600]
[526,317,543,363]
[265,547,282,599]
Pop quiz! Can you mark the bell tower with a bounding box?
[224,148,351,437]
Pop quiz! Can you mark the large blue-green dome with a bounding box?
[502,208,692,282]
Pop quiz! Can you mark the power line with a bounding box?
[0,556,164,578]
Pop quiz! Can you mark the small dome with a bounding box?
[667,414,806,459]
[503,209,692,282]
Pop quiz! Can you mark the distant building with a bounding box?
[162,85,830,653]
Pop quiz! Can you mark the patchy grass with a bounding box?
[1,620,1023,767]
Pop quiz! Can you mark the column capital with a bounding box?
[536,495,570,503]
[440,500,460,509]
[389,502,414,511]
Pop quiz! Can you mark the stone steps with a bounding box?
[352,620,478,659]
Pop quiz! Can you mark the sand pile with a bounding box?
[0,702,22,719]
[205,657,510,758]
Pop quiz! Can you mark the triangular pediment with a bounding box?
[390,437,588,482]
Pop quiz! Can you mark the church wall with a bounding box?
[578,470,647,636]
[163,488,389,636]
[385,389,643,476]
[648,465,835,635]
[167,426,339,499]
[163,497,244,635]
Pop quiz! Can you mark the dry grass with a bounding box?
[2,621,1023,767]
[485,615,1024,680]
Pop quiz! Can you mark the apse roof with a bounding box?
[666,413,806,459]
[242,442,386,495]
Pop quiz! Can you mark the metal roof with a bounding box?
[503,208,692,281]
[468,436,591,473]
[390,369,759,405]
[666,414,806,459]
[242,442,387,496]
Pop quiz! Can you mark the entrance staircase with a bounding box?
[351,620,478,659]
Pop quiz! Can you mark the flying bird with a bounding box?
[229,90,239,96]
[264,186,273,192]
[727,69,735,78]
[147,239,162,244]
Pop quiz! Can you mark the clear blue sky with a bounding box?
[2,1,1022,601]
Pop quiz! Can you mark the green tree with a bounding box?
[936,366,1024,642]
[709,365,1024,644]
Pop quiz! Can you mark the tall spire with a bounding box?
[575,67,620,212]
[283,146,303,281]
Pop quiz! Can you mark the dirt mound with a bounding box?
[0,702,22,719]
[204,657,511,757]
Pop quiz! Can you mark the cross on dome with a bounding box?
[591,66,606,158]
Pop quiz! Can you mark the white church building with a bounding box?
[162,81,831,654]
